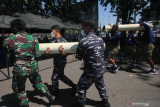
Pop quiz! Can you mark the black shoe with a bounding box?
[103,102,111,107]
[72,101,85,107]
[79,103,85,107]
[97,99,111,107]
[45,90,55,105]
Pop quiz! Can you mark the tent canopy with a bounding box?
[0,13,81,33]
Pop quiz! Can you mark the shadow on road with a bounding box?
[0,93,19,107]
[148,82,160,88]
[106,59,154,82]
[119,62,153,81]
[0,91,50,107]
[46,84,98,107]
[0,87,97,107]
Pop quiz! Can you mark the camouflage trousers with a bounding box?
[12,71,48,106]
[51,66,75,92]
[77,72,108,103]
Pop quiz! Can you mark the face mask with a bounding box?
[81,30,85,36]
[51,32,55,38]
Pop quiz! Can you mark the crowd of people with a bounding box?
[2,18,158,107]
[104,22,157,75]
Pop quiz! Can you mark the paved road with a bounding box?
[0,55,160,107]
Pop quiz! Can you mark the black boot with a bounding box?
[102,99,111,107]
[44,90,55,105]
[97,99,111,107]
[79,102,85,107]
[73,101,85,107]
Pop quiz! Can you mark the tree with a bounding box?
[99,0,150,24]
[0,0,96,23]
[0,0,44,15]
[139,6,150,22]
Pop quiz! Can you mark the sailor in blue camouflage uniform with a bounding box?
[45,25,76,96]
[75,20,111,107]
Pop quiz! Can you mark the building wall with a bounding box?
[72,1,98,27]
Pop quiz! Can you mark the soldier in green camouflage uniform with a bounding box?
[3,19,54,107]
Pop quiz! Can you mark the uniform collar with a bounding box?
[16,31,26,35]
[55,36,62,40]
[86,32,95,36]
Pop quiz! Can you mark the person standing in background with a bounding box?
[136,22,157,75]
[107,25,121,73]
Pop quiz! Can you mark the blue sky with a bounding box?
[98,1,141,27]
[98,1,116,27]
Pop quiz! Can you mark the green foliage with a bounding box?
[0,0,97,23]
[0,0,79,22]
[99,0,150,24]
[0,0,44,15]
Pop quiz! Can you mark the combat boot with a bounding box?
[73,101,85,107]
[79,102,85,107]
[44,90,55,105]
[102,99,111,107]
[97,99,111,107]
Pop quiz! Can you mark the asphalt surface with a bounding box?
[0,55,160,107]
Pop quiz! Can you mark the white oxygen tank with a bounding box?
[39,42,106,54]
[39,42,78,54]
[104,23,153,32]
